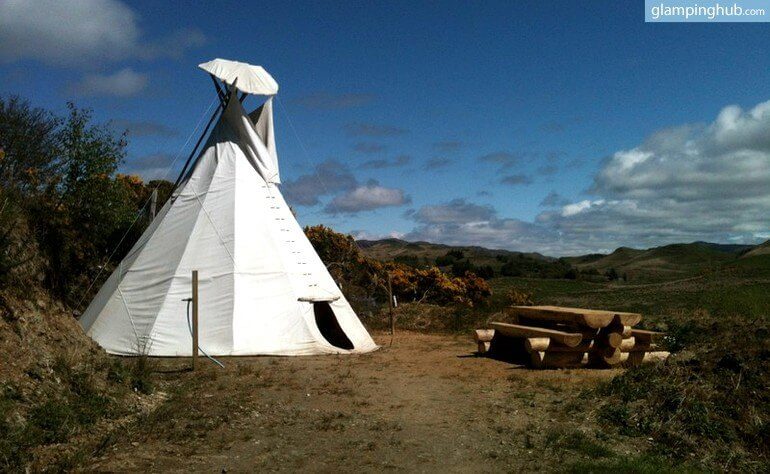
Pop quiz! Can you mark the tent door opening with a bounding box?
[313,302,354,350]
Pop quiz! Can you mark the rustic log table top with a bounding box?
[506,305,642,329]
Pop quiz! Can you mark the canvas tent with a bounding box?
[79,59,378,356]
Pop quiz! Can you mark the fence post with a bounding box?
[387,273,394,336]
[192,270,199,371]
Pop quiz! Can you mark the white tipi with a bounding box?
[80,59,378,356]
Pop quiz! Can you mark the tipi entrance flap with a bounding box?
[313,302,355,350]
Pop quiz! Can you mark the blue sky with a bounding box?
[3,0,770,255]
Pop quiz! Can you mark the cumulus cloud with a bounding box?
[68,68,147,97]
[0,0,204,66]
[291,93,375,109]
[345,123,408,137]
[282,160,357,206]
[405,199,495,224]
[325,181,410,214]
[395,99,770,255]
[350,229,406,241]
[539,98,770,251]
[404,199,562,253]
[281,160,408,215]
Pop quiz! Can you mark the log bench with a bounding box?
[474,305,668,369]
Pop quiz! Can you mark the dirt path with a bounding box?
[87,332,632,473]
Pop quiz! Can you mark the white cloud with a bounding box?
[404,199,562,253]
[405,199,495,224]
[350,230,406,240]
[540,98,770,251]
[68,68,148,97]
[561,199,605,217]
[0,0,204,66]
[0,0,137,64]
[326,181,410,214]
[399,99,770,255]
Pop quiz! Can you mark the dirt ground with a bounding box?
[85,332,638,473]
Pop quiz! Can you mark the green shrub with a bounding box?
[594,311,770,471]
[28,399,75,444]
[544,428,614,458]
[129,354,155,395]
[565,454,696,474]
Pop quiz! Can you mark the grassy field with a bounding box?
[487,270,770,324]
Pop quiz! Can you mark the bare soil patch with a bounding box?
[86,331,639,473]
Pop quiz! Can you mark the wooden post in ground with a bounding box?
[387,273,394,336]
[192,270,199,371]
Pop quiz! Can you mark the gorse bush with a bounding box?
[305,225,491,308]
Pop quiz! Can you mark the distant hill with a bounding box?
[357,238,551,263]
[356,238,570,279]
[740,239,770,258]
[357,238,770,282]
[565,241,756,281]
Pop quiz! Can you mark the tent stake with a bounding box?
[192,270,199,371]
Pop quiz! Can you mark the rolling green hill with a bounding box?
[563,242,752,282]
[357,238,770,282]
[356,238,551,263]
[355,239,571,278]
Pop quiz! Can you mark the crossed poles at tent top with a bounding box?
[172,75,247,191]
